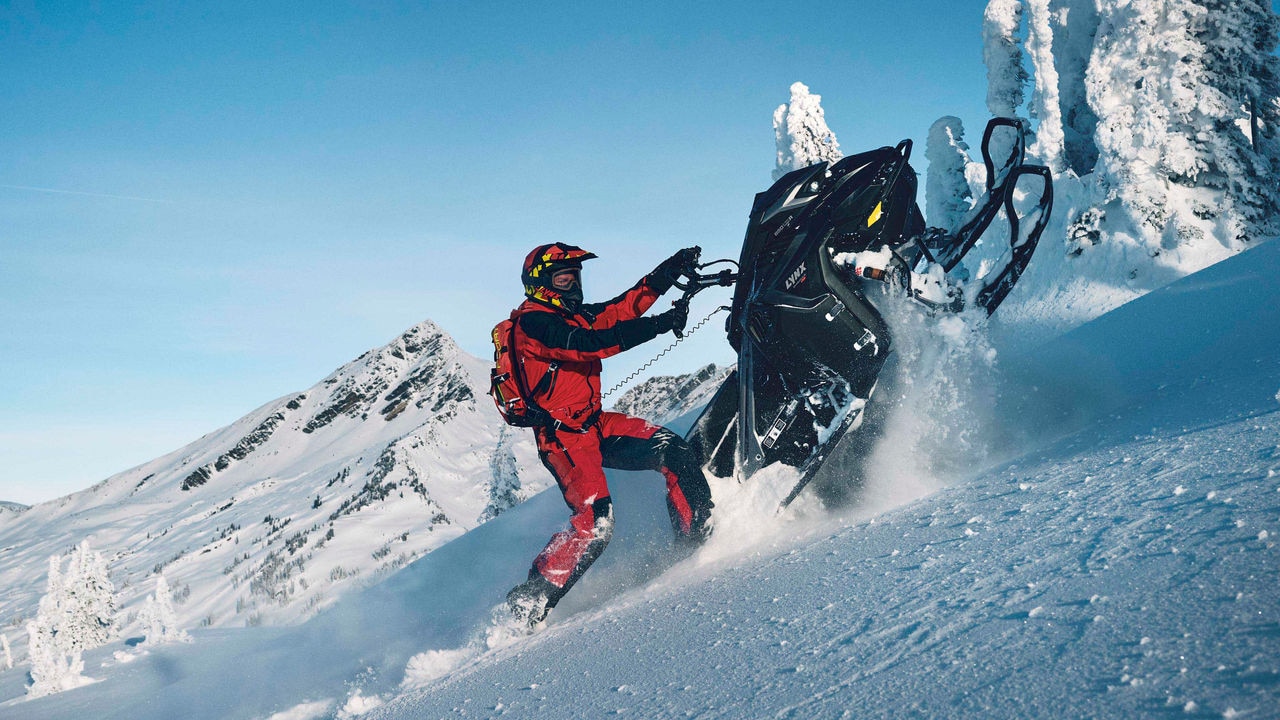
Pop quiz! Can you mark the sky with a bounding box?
[2,0,1000,504]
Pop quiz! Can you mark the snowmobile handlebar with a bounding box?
[669,256,738,339]
[672,258,738,295]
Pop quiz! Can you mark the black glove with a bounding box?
[646,246,701,295]
[654,301,688,336]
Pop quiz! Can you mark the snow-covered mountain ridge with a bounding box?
[609,363,731,427]
[0,319,554,653]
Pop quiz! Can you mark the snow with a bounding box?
[0,320,553,665]
[925,116,973,232]
[982,0,1028,119]
[1024,0,1064,171]
[772,82,842,181]
[2,223,1277,719]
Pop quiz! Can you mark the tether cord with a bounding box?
[601,305,730,401]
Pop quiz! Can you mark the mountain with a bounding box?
[2,227,1276,720]
[0,320,551,651]
[608,363,732,426]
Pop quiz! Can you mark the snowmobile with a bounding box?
[675,117,1053,507]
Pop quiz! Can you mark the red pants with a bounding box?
[530,412,713,600]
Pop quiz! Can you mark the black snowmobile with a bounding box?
[675,117,1053,507]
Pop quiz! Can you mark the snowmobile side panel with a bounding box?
[687,370,739,479]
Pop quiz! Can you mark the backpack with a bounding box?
[489,316,558,428]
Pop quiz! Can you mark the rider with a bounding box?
[503,242,714,627]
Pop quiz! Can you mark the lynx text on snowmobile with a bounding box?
[685,117,1054,508]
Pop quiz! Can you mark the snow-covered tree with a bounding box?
[983,0,1031,173]
[1190,0,1280,237]
[63,540,116,648]
[1024,0,1065,171]
[773,82,842,181]
[25,541,115,697]
[926,117,974,232]
[138,574,191,646]
[1049,0,1101,174]
[27,556,84,697]
[1087,0,1280,261]
[983,0,1028,119]
[2,632,12,671]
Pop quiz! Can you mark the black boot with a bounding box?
[505,572,559,628]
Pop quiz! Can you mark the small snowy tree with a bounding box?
[926,117,974,232]
[772,82,842,180]
[983,0,1029,119]
[983,0,1031,172]
[138,574,191,646]
[63,540,116,649]
[2,632,12,671]
[27,556,85,697]
[25,541,115,697]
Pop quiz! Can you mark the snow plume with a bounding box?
[983,0,1028,119]
[26,541,116,698]
[772,82,842,181]
[925,117,974,232]
[855,296,998,513]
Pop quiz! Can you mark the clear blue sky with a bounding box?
[1,1,997,504]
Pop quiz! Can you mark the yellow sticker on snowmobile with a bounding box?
[867,202,884,227]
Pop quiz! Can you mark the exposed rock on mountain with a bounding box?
[610,364,732,426]
[0,320,549,661]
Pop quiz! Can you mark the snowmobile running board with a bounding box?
[685,117,1054,509]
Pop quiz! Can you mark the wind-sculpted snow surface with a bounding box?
[3,242,1278,717]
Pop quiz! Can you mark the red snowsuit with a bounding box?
[510,277,713,605]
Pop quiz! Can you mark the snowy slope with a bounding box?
[0,320,552,658]
[2,238,1275,717]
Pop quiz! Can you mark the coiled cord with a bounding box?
[601,305,731,401]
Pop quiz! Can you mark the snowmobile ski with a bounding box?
[684,117,1054,508]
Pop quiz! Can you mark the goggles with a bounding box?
[550,268,580,291]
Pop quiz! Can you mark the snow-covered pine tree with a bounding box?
[1190,0,1280,238]
[983,0,1028,119]
[138,574,190,646]
[772,82,842,181]
[925,117,974,232]
[1049,0,1101,174]
[63,540,116,649]
[2,632,12,671]
[26,555,88,697]
[25,542,115,697]
[1087,0,1280,267]
[1024,0,1065,171]
[983,0,1031,173]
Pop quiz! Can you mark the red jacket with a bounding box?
[511,278,664,430]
